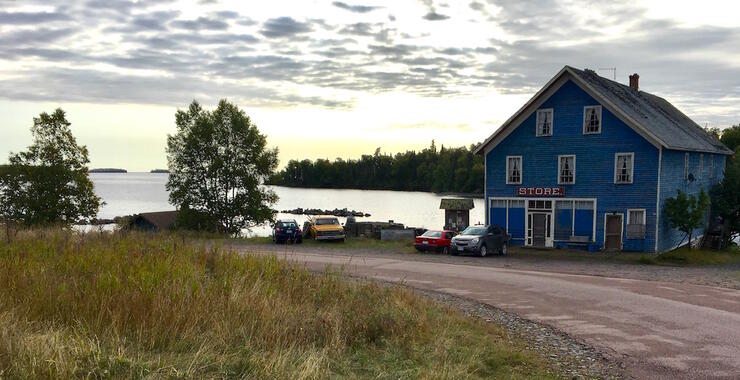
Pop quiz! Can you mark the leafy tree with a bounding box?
[166,100,278,236]
[0,109,101,227]
[664,189,710,249]
[711,154,740,246]
[720,124,740,152]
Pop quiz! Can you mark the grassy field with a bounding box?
[0,230,558,379]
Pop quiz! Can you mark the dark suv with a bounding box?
[450,225,509,257]
[272,219,303,244]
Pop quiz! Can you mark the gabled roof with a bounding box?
[474,66,733,155]
[132,211,178,230]
[440,198,475,210]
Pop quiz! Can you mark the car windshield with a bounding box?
[461,226,487,236]
[421,231,442,238]
[315,218,339,226]
[278,222,296,228]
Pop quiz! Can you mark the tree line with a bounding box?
[268,141,485,194]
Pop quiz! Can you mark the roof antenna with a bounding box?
[598,67,616,81]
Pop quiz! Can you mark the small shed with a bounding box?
[128,211,178,231]
[440,198,474,232]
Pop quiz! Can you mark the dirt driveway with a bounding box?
[234,243,740,379]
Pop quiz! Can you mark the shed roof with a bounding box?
[474,66,733,155]
[439,198,475,210]
[133,211,178,230]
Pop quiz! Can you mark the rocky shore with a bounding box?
[280,207,370,217]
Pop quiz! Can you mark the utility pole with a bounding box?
[598,67,616,81]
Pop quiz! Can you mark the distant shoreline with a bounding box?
[89,168,127,173]
[266,183,483,198]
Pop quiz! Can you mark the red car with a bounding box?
[414,230,457,254]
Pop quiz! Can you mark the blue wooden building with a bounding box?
[474,66,733,252]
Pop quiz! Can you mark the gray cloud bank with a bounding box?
[0,0,738,126]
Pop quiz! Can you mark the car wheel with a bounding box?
[442,246,449,255]
[499,243,507,255]
[451,248,458,256]
[479,245,488,257]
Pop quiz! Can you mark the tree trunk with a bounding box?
[688,230,693,250]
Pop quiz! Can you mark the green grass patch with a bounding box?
[654,246,740,266]
[0,230,558,379]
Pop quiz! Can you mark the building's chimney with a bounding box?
[629,73,639,91]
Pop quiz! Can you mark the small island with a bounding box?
[150,169,170,174]
[89,168,127,173]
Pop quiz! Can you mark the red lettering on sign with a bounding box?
[516,187,565,197]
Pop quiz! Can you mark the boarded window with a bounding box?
[554,200,573,240]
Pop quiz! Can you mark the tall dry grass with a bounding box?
[0,229,556,379]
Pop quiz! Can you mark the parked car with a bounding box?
[272,219,303,244]
[303,216,345,242]
[414,230,456,254]
[450,225,509,257]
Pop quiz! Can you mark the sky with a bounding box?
[1,0,739,171]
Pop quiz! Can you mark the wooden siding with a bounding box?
[657,150,726,251]
[484,79,660,251]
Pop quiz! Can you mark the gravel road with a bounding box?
[234,243,740,379]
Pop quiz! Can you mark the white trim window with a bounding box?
[626,209,646,239]
[558,155,575,184]
[614,152,634,184]
[506,156,522,184]
[583,105,602,134]
[698,154,704,179]
[536,109,553,136]
[684,153,689,180]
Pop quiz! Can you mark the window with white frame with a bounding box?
[536,109,553,136]
[699,154,704,179]
[506,156,522,184]
[710,155,714,179]
[626,209,646,239]
[684,153,689,180]
[614,153,634,184]
[558,155,575,184]
[583,106,602,134]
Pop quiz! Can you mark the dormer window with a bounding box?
[583,106,602,134]
[536,109,553,136]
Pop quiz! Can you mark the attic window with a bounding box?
[536,109,553,137]
[583,106,602,134]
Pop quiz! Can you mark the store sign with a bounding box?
[517,187,565,197]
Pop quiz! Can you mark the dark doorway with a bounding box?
[605,214,623,250]
[532,213,547,247]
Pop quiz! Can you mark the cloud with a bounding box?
[0,11,69,24]
[332,1,382,13]
[423,11,450,21]
[260,17,313,38]
[171,16,229,30]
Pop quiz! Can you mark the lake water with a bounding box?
[91,173,485,236]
